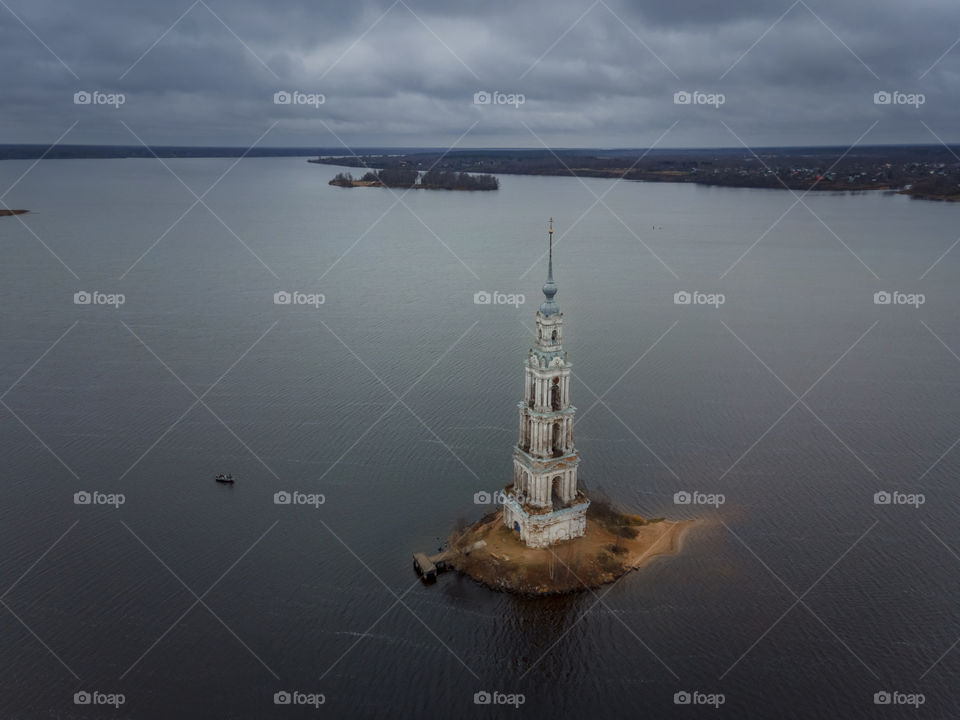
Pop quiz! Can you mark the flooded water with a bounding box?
[1,157,958,718]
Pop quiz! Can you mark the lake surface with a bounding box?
[1,157,959,718]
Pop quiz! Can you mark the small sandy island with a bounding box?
[446,503,693,596]
[0,209,28,217]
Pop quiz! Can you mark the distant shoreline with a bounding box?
[329,180,496,191]
[0,209,28,217]
[310,147,960,202]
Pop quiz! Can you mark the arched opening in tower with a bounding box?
[551,476,563,509]
[551,377,561,411]
[552,422,562,456]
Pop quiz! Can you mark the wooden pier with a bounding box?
[413,541,485,582]
[412,551,450,582]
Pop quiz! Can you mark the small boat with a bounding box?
[215,473,235,484]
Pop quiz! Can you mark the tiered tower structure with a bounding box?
[502,219,589,547]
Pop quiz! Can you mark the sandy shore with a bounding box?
[447,509,693,596]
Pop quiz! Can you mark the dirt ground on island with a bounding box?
[447,508,693,595]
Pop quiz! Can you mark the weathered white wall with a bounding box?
[503,498,589,549]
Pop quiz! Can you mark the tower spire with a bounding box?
[547,217,553,282]
[540,218,559,316]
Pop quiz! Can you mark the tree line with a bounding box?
[329,168,498,190]
[420,170,498,190]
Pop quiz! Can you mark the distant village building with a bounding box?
[502,220,590,548]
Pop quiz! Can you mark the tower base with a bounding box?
[502,495,589,548]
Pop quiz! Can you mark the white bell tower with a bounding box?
[503,219,589,548]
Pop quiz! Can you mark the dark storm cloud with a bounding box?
[0,0,958,147]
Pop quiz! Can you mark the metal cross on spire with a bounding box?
[540,218,559,316]
[548,217,553,264]
[547,217,554,283]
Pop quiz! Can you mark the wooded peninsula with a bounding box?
[326,168,498,191]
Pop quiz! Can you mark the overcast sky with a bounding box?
[1,0,957,149]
